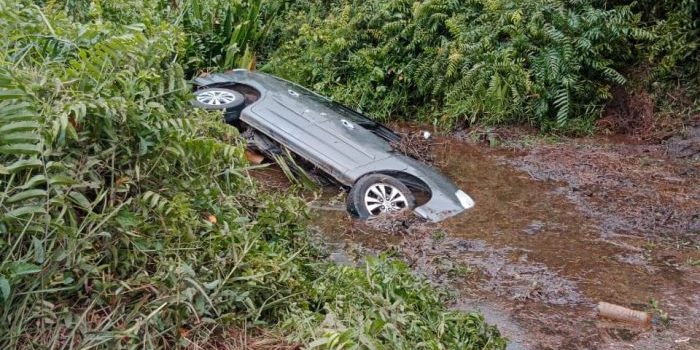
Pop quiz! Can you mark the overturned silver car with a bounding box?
[192,69,474,222]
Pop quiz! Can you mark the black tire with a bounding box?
[192,87,245,124]
[346,174,416,219]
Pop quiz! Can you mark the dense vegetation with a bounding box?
[0,0,504,348]
[1,0,697,348]
[263,0,698,132]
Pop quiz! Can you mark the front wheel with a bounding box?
[347,174,416,219]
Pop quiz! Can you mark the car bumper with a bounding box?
[414,189,474,222]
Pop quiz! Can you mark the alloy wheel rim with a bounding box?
[196,90,238,106]
[364,183,408,216]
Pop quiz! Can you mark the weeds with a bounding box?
[283,257,504,349]
[647,298,671,327]
[262,0,697,133]
[263,0,651,132]
[0,1,505,348]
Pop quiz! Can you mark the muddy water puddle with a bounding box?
[251,136,700,349]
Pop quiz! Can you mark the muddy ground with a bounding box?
[251,125,700,350]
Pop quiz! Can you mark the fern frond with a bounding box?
[553,87,570,127]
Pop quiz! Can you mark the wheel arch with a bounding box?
[355,171,433,206]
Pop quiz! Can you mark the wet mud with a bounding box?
[251,129,700,350]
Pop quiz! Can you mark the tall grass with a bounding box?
[0,1,505,348]
[1,1,307,347]
[178,0,272,72]
[59,0,279,73]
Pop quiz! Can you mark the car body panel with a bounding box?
[192,69,474,222]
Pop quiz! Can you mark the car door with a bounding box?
[246,86,358,174]
[309,113,393,170]
[247,88,317,149]
[290,86,394,171]
[246,80,392,176]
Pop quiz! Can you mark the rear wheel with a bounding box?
[193,87,245,124]
[347,174,415,219]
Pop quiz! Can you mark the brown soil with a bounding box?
[597,70,697,143]
[505,135,700,240]
[441,132,699,349]
[598,85,657,139]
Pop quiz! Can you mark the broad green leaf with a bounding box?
[0,101,32,115]
[4,158,43,173]
[115,210,139,228]
[68,191,91,210]
[33,237,45,264]
[0,121,40,133]
[0,109,36,122]
[19,175,47,189]
[9,262,41,276]
[0,276,9,301]
[0,143,41,155]
[0,89,24,100]
[3,205,46,218]
[0,131,39,144]
[48,175,76,186]
[6,189,46,203]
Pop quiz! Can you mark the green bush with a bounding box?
[639,0,699,109]
[0,1,308,347]
[284,257,505,349]
[615,0,699,83]
[263,0,651,132]
[0,1,504,348]
[57,0,280,73]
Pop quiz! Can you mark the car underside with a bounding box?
[191,69,475,222]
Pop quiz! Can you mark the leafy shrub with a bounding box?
[594,0,700,126]
[263,0,650,131]
[638,0,699,110]
[57,0,280,73]
[284,257,505,349]
[1,1,309,347]
[616,0,699,82]
[0,1,504,348]
[177,0,274,72]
